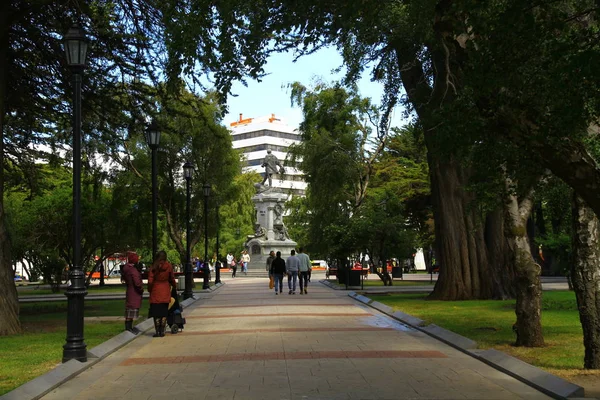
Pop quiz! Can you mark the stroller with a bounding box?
[167,287,186,334]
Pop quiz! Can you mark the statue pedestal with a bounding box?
[246,186,297,270]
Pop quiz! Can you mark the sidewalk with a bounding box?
[37,277,552,400]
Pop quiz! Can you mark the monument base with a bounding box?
[246,238,297,271]
[245,185,297,270]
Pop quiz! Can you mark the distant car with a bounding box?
[14,274,23,282]
[108,270,121,278]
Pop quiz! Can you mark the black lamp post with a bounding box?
[182,162,195,300]
[202,183,211,290]
[215,203,221,284]
[62,24,89,363]
[145,120,160,258]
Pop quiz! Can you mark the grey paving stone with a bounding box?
[421,324,478,350]
[0,359,96,400]
[472,349,584,399]
[370,301,393,314]
[88,330,138,359]
[391,311,425,327]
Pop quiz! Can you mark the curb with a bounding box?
[1,291,206,400]
[347,291,584,399]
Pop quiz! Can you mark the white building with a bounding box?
[229,114,306,196]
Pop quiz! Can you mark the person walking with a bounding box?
[286,250,300,295]
[271,251,286,295]
[297,247,311,295]
[148,250,177,337]
[226,252,233,271]
[122,252,143,334]
[266,250,275,289]
[231,255,238,278]
[241,250,250,275]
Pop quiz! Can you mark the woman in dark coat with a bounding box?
[122,252,143,334]
[148,250,177,337]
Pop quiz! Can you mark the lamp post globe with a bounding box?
[145,119,160,257]
[62,23,88,363]
[183,161,194,180]
[202,183,211,290]
[64,24,88,69]
[182,162,195,300]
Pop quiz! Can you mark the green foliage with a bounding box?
[286,83,430,263]
[120,87,241,263]
[4,163,146,280]
[216,172,262,258]
[287,82,385,259]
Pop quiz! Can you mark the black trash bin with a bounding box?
[348,269,361,286]
[392,266,402,278]
[338,269,346,285]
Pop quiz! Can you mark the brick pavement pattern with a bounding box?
[40,278,552,400]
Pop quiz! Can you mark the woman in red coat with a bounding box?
[122,252,143,334]
[148,250,177,337]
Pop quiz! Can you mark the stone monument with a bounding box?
[245,151,297,270]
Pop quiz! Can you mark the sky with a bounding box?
[222,46,405,130]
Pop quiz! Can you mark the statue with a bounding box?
[253,223,267,239]
[273,224,290,241]
[261,149,284,187]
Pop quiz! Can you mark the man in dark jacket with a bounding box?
[270,251,286,295]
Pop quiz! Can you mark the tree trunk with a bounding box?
[485,207,516,299]
[396,35,503,300]
[506,188,544,347]
[0,2,21,336]
[571,194,600,368]
[426,155,493,300]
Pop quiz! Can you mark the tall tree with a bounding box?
[288,82,389,261]
[122,89,240,265]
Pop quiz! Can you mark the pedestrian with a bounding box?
[231,255,238,278]
[266,250,275,289]
[148,250,177,337]
[297,247,311,295]
[226,252,233,270]
[286,250,300,295]
[241,250,250,275]
[271,251,286,295]
[122,252,143,334]
[266,250,275,276]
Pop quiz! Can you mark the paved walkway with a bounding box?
[40,278,551,400]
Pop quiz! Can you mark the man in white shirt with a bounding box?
[297,248,311,294]
[226,252,233,270]
[285,250,300,295]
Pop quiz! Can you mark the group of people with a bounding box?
[266,247,312,295]
[122,250,178,338]
[121,246,313,338]
[226,250,250,277]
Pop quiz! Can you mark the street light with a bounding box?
[203,183,211,290]
[145,119,160,258]
[62,24,89,363]
[182,162,195,300]
[215,203,221,284]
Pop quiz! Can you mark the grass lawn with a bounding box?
[17,282,130,296]
[325,279,435,287]
[369,291,600,386]
[0,299,145,396]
